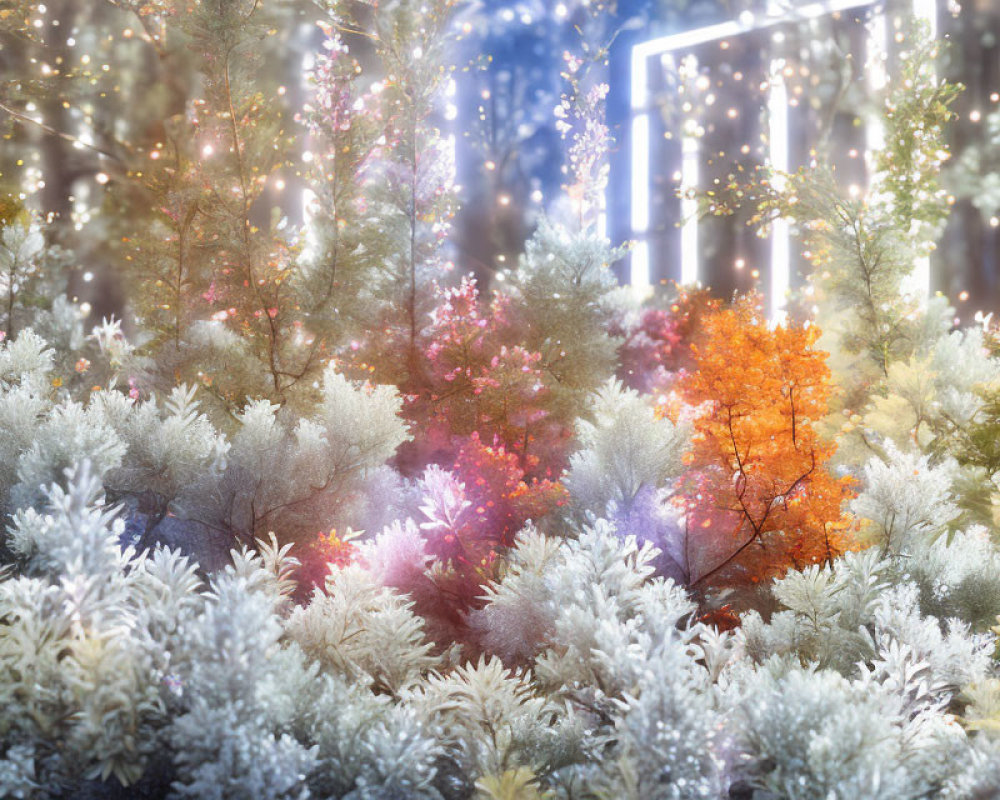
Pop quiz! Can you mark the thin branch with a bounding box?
[0,100,127,165]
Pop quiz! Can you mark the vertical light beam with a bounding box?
[630,114,651,290]
[630,43,651,291]
[680,132,700,286]
[631,114,651,237]
[909,0,937,302]
[866,11,887,170]
[768,63,790,322]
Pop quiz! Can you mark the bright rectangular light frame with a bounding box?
[628,0,936,315]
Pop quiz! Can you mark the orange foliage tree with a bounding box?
[677,296,854,589]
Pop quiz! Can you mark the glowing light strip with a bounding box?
[629,113,650,289]
[865,11,887,165]
[910,259,932,305]
[628,31,651,288]
[768,64,790,322]
[680,133,700,286]
[910,0,937,302]
[631,114,650,236]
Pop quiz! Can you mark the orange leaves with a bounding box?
[678,295,855,587]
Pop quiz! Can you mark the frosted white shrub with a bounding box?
[286,563,438,693]
[95,384,228,510]
[413,656,586,789]
[605,634,727,800]
[180,363,408,544]
[871,582,995,694]
[733,664,966,799]
[0,466,169,787]
[565,378,689,516]
[4,459,999,800]
[470,527,564,663]
[741,548,888,672]
[852,442,960,554]
[10,399,126,511]
[906,525,1000,626]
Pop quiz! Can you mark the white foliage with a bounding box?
[741,549,888,672]
[180,365,408,542]
[734,665,960,799]
[95,384,228,505]
[166,572,314,799]
[851,442,960,554]
[418,464,473,537]
[0,467,172,787]
[0,743,39,799]
[168,701,316,800]
[3,253,1000,800]
[0,222,43,279]
[513,220,620,302]
[565,379,689,517]
[470,527,565,663]
[908,525,1000,625]
[472,520,666,690]
[0,329,54,390]
[532,521,683,694]
[313,362,409,474]
[273,652,444,800]
[931,327,1000,425]
[225,533,301,611]
[469,521,726,796]
[414,656,580,783]
[871,583,995,694]
[89,316,137,374]
[11,399,125,511]
[285,563,438,693]
[506,219,623,397]
[6,464,125,577]
[358,516,432,591]
[0,331,55,504]
[609,645,726,800]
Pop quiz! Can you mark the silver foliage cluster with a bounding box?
[6,456,1000,798]
[0,331,409,562]
[564,378,689,519]
[0,468,446,798]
